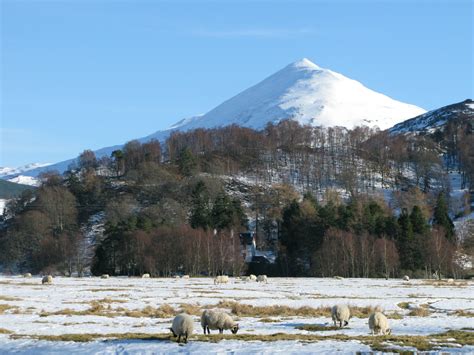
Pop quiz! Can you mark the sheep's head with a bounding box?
[344,320,349,327]
[169,327,177,337]
[231,324,239,334]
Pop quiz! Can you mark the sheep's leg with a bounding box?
[184,333,188,344]
[339,321,342,328]
[219,328,223,334]
[207,326,210,335]
[177,335,181,343]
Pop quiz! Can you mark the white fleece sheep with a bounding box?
[249,274,257,281]
[142,273,150,278]
[239,276,250,281]
[256,275,268,283]
[42,275,53,284]
[182,275,190,279]
[101,274,110,279]
[368,312,391,335]
[331,305,350,327]
[23,273,32,278]
[170,313,194,343]
[201,309,239,334]
[403,275,410,281]
[214,275,229,285]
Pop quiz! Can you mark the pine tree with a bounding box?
[433,193,455,241]
[410,205,428,235]
[177,148,197,176]
[189,181,210,229]
[398,209,415,270]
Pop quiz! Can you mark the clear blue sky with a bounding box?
[1,0,472,167]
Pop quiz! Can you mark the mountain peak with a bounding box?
[291,58,322,70]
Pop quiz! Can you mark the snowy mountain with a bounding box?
[0,163,51,178]
[7,58,426,178]
[389,99,474,134]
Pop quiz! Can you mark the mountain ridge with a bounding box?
[4,58,427,178]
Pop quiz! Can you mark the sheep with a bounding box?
[333,276,344,280]
[214,275,229,285]
[368,312,391,335]
[201,309,239,335]
[42,275,53,285]
[249,274,257,281]
[101,274,110,279]
[447,278,454,283]
[331,305,350,327]
[239,276,250,281]
[23,273,32,278]
[170,313,194,343]
[403,275,410,281]
[182,275,190,279]
[256,275,268,283]
[142,273,150,278]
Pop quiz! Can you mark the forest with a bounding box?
[1,120,473,279]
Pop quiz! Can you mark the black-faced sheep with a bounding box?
[170,313,194,343]
[368,311,391,335]
[201,309,239,334]
[42,275,53,284]
[331,305,350,327]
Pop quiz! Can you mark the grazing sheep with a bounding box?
[170,313,194,343]
[403,275,410,281]
[257,275,268,283]
[42,275,53,285]
[201,309,239,335]
[447,278,454,283]
[142,273,150,278]
[101,274,110,279]
[239,276,250,281]
[182,275,190,279]
[23,273,32,278]
[249,274,257,281]
[331,305,350,327]
[368,312,391,335]
[214,275,229,285]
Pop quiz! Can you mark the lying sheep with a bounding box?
[214,275,229,285]
[182,275,190,279]
[201,309,239,334]
[142,273,150,278]
[257,275,268,283]
[101,274,110,279]
[249,274,257,281]
[331,305,350,327]
[23,273,32,278]
[42,275,53,285]
[170,313,194,343]
[403,275,410,281]
[368,312,391,335]
[447,278,454,283]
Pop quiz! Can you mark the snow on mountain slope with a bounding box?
[157,58,425,132]
[0,163,51,178]
[389,99,474,134]
[11,58,426,177]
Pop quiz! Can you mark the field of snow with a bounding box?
[0,276,473,354]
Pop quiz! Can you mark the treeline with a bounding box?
[276,193,459,279]
[0,120,471,277]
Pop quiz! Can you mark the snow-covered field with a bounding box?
[0,276,473,354]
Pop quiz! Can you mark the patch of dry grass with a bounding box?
[0,295,21,301]
[397,302,410,309]
[408,307,431,317]
[0,303,19,314]
[13,330,474,352]
[295,325,341,331]
[453,310,474,317]
[0,328,13,334]
[259,318,280,323]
